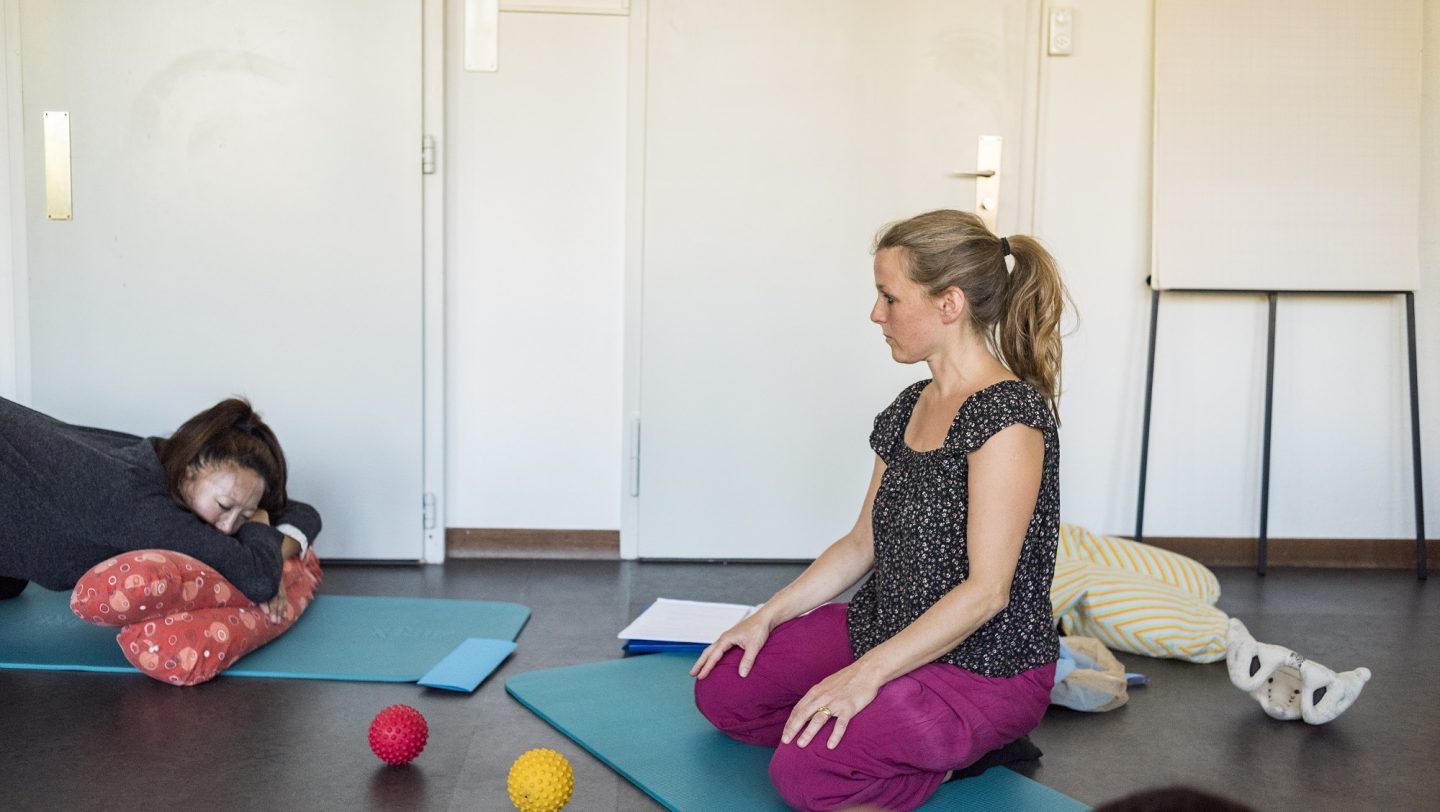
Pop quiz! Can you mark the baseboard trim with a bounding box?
[1140,536,1438,571]
[446,528,620,560]
[443,529,1435,569]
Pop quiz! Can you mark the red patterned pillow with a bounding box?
[70,549,323,685]
[71,549,247,625]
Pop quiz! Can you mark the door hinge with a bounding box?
[423,492,437,530]
[628,416,642,497]
[422,135,437,175]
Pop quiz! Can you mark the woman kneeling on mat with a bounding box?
[692,210,1069,812]
[0,397,320,622]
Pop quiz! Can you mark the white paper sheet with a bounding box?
[617,598,759,644]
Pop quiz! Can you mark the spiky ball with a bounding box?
[368,704,429,765]
[507,747,574,812]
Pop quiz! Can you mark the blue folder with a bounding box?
[622,639,706,655]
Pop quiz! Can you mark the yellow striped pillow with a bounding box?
[1049,559,1228,664]
[1050,557,1093,617]
[1059,523,1221,605]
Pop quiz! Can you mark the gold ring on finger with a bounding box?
[815,706,833,717]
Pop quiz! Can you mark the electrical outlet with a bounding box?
[1049,7,1074,56]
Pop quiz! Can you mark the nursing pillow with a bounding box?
[1058,523,1220,605]
[1050,556,1228,664]
[71,549,322,685]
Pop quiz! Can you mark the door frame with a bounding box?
[3,0,28,403]
[420,0,446,563]
[2,0,448,563]
[618,0,1051,559]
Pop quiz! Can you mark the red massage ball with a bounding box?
[369,704,429,765]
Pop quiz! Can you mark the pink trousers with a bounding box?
[693,603,1055,812]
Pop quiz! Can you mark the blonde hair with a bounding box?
[874,209,1071,417]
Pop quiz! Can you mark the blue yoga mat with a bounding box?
[0,587,529,683]
[506,653,1089,812]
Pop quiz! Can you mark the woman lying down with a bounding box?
[1,396,323,684]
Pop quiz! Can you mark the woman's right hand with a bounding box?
[262,577,289,624]
[690,610,775,680]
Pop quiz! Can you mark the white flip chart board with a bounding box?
[1151,0,1422,291]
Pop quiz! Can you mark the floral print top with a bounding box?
[847,379,1061,678]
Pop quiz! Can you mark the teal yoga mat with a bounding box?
[0,587,529,683]
[506,653,1089,812]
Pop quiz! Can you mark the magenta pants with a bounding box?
[693,603,1055,812]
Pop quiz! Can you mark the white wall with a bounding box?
[443,0,1436,540]
[0,2,17,401]
[1039,0,1438,540]
[7,2,1430,541]
[444,7,628,530]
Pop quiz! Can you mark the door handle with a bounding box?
[950,136,1001,232]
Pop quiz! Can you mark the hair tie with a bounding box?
[999,236,1011,257]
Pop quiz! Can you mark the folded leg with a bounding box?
[768,660,1055,812]
[694,603,856,747]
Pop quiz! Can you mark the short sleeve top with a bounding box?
[845,379,1061,678]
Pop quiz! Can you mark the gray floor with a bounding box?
[1,560,1435,811]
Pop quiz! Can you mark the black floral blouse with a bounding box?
[846,379,1061,678]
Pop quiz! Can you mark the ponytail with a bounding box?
[995,234,1067,417]
[874,210,1071,418]
[157,398,290,513]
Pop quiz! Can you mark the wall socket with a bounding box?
[1049,6,1075,56]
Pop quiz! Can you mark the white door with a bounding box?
[636,0,1036,558]
[18,0,424,560]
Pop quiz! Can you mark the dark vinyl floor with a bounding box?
[1,560,1435,812]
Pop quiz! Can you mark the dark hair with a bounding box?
[1095,786,1257,812]
[874,210,1071,418]
[157,398,289,514]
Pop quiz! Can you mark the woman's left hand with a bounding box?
[780,663,883,750]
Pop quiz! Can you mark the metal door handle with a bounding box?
[951,136,1002,232]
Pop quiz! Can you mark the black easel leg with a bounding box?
[1404,292,1427,580]
[1136,288,1161,543]
[1259,293,1277,576]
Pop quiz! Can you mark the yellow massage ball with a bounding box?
[507,747,574,812]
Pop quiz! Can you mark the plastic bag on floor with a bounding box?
[1051,636,1128,712]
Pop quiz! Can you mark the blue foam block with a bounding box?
[418,637,517,692]
[507,653,1090,812]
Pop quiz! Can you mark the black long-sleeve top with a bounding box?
[1,397,321,602]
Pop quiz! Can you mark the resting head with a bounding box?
[871,209,1070,417]
[871,214,998,359]
[181,462,265,535]
[156,398,289,535]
